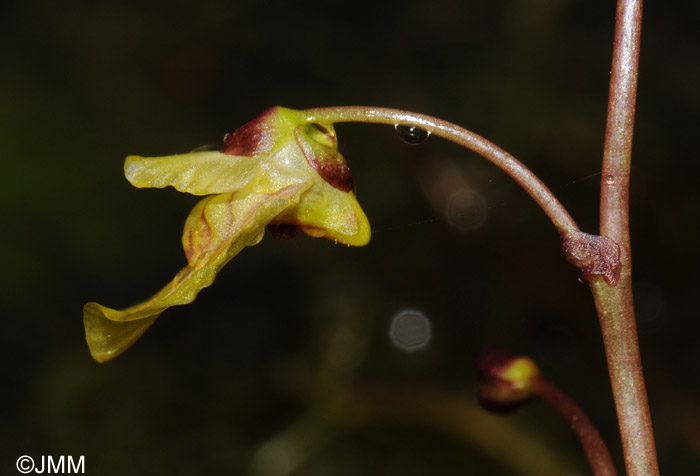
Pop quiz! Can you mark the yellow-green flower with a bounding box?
[84,107,370,363]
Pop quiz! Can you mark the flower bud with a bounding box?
[476,346,541,413]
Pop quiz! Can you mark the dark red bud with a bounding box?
[295,123,353,192]
[223,107,278,157]
[476,346,539,414]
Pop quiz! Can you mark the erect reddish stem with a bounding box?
[594,0,659,475]
[531,377,617,476]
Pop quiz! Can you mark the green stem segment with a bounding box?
[595,1,659,475]
[304,107,579,235]
[532,377,617,476]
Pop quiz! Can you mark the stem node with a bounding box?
[562,231,621,286]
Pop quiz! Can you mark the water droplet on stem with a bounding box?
[395,124,430,145]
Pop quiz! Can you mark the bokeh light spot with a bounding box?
[444,188,487,231]
[389,309,431,352]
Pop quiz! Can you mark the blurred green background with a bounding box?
[2,0,699,474]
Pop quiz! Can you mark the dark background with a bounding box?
[2,0,699,474]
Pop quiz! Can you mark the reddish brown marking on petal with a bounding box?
[186,227,195,263]
[223,107,278,157]
[268,213,328,241]
[185,207,213,264]
[294,124,353,192]
[561,231,621,286]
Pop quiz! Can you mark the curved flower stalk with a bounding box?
[84,107,370,363]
